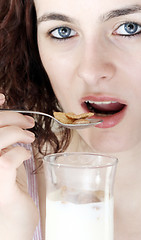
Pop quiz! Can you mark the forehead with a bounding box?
[34,0,140,14]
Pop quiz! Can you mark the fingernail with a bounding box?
[25,115,35,125]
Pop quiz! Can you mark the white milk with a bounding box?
[45,190,113,240]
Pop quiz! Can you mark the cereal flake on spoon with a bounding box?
[53,112,94,125]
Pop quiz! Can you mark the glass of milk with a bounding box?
[44,152,118,240]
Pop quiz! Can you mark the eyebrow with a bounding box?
[37,13,75,24]
[37,4,141,24]
[102,4,141,21]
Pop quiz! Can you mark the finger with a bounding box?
[0,146,30,201]
[0,146,31,169]
[0,126,35,149]
[0,93,5,105]
[0,111,35,129]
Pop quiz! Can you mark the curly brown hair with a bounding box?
[0,0,71,156]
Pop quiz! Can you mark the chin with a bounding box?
[89,137,134,155]
[81,131,130,154]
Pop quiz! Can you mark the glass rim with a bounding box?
[43,152,118,169]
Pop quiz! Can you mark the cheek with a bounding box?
[43,58,72,98]
[38,52,73,111]
[38,40,78,105]
[38,43,72,85]
[115,50,141,99]
[37,33,81,82]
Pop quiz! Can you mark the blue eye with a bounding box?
[50,27,76,39]
[114,22,141,36]
[124,23,138,34]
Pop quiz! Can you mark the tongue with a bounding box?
[90,102,125,114]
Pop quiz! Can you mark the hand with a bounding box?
[0,94,38,239]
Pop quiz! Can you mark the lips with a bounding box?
[81,96,127,128]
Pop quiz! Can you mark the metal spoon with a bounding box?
[1,110,102,129]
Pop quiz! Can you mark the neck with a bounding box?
[113,143,141,173]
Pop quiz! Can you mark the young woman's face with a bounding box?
[34,0,141,153]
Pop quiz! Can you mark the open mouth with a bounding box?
[84,100,126,117]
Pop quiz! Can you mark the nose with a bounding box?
[77,38,116,85]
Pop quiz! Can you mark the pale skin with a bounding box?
[35,0,141,238]
[1,0,141,239]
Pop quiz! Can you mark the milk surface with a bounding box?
[45,189,113,240]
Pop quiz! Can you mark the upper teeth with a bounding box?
[86,100,117,105]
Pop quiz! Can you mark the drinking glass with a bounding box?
[44,152,118,240]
